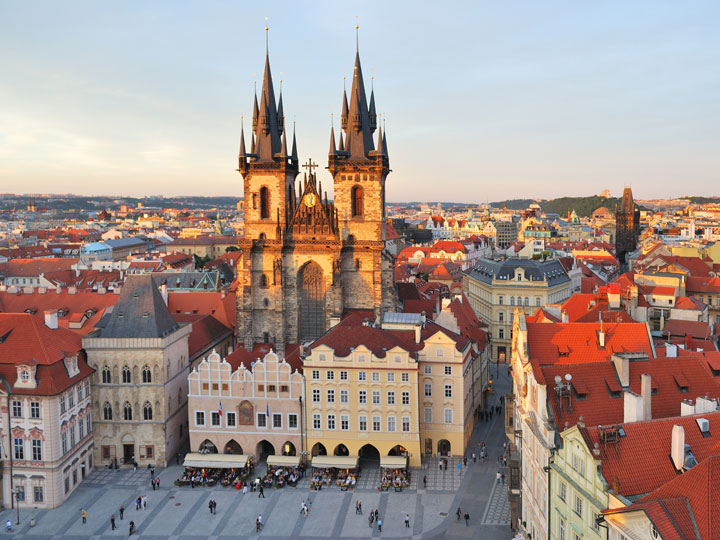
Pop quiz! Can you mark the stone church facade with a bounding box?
[236,45,397,349]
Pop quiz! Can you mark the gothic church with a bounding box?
[236,42,397,349]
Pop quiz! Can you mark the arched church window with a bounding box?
[102,366,111,383]
[351,186,363,217]
[143,402,153,421]
[123,402,133,421]
[260,187,270,219]
[103,402,112,420]
[121,366,131,383]
[260,274,268,288]
[142,365,152,383]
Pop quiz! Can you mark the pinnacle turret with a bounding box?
[291,124,298,162]
[369,89,377,132]
[253,52,283,161]
[341,89,349,131]
[329,125,337,156]
[277,92,284,135]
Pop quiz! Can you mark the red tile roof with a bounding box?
[584,412,720,498]
[167,291,236,333]
[3,257,77,277]
[527,322,654,365]
[172,313,232,360]
[663,319,712,340]
[686,276,720,294]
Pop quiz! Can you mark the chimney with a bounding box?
[665,343,678,358]
[420,311,427,325]
[671,425,685,471]
[414,324,421,344]
[681,400,695,416]
[641,373,652,421]
[44,309,58,330]
[695,396,717,414]
[160,283,168,305]
[598,330,605,348]
[623,391,643,423]
[612,354,629,387]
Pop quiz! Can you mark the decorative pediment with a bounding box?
[63,353,80,378]
[14,363,37,390]
[286,162,338,238]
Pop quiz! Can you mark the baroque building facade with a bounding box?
[236,44,396,349]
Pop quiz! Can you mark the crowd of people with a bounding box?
[262,465,303,488]
[380,468,409,490]
[309,466,360,490]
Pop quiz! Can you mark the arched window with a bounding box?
[143,402,153,421]
[524,297,529,306]
[142,366,152,383]
[351,186,363,217]
[102,366,111,384]
[260,274,268,288]
[121,366,131,384]
[260,187,270,219]
[123,402,132,421]
[103,402,112,420]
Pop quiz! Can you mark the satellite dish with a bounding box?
[554,375,562,384]
[565,373,572,382]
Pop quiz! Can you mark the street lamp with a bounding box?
[15,486,20,525]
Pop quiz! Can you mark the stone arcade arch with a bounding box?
[225,439,243,454]
[311,442,327,456]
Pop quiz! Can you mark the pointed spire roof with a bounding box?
[341,88,349,131]
[619,187,635,214]
[253,52,283,161]
[291,123,298,161]
[343,51,375,159]
[376,118,383,156]
[239,120,247,159]
[277,91,284,134]
[250,132,256,154]
[329,125,337,155]
[279,127,288,158]
[338,130,345,153]
[382,128,388,156]
[252,91,259,129]
[369,88,377,132]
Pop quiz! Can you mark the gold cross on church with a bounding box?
[303,159,318,175]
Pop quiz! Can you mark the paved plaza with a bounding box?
[1,372,513,540]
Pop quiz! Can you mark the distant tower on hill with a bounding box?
[615,187,640,266]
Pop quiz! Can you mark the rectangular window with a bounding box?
[33,486,44,503]
[288,414,298,428]
[146,445,154,459]
[340,415,349,430]
[211,412,221,426]
[372,372,380,382]
[499,328,505,339]
[358,371,367,381]
[424,383,432,397]
[340,370,348,380]
[559,518,566,540]
[424,365,432,374]
[372,391,380,405]
[61,432,68,455]
[498,295,504,305]
[387,372,395,382]
[402,391,410,405]
[32,439,42,461]
[268,385,276,392]
[14,438,24,460]
[313,414,321,430]
[12,400,21,417]
[444,384,453,398]
[372,416,381,432]
[387,416,396,432]
[257,413,267,428]
[559,481,567,502]
[444,408,453,424]
[226,412,236,427]
[387,391,395,405]
[359,415,367,431]
[280,385,288,393]
[424,407,432,423]
[359,390,367,404]
[327,389,335,403]
[30,401,40,418]
[499,311,504,323]
[536,297,541,307]
[79,420,85,439]
[402,416,411,432]
[272,413,282,428]
[312,370,320,380]
[326,370,335,380]
[70,425,76,446]
[436,347,444,357]
[340,389,348,403]
[60,395,66,414]
[86,414,91,435]
[401,373,409,382]
[574,494,583,517]
[327,414,336,430]
[69,392,74,408]
[312,389,320,403]
[77,385,83,401]
[444,366,452,375]
[195,411,205,426]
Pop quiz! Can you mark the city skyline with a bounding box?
[1,1,719,201]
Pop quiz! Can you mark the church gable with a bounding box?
[287,163,338,239]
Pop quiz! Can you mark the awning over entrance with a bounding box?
[310,455,359,469]
[380,456,408,469]
[266,455,301,467]
[183,453,249,469]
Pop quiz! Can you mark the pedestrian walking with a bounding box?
[456,507,462,520]
[457,463,462,476]
[464,512,470,526]
[368,514,374,528]
[256,514,263,531]
[120,505,125,520]
[213,500,217,514]
[129,520,136,536]
[377,518,383,532]
[150,467,155,479]
[136,496,141,511]
[209,500,214,514]
[156,477,160,489]
[496,471,501,483]
[423,475,427,488]
[151,479,156,491]
[357,500,362,514]
[258,485,265,498]
[111,514,116,530]
[501,473,505,484]
[463,457,467,467]
[472,452,476,463]
[242,484,248,494]
[142,496,147,509]
[82,509,87,524]
[374,509,379,520]
[405,514,410,528]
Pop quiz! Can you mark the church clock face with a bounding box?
[304,193,317,208]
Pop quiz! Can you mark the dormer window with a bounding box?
[20,370,29,382]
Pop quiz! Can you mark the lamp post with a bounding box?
[15,486,20,525]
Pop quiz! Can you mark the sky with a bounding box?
[1,1,719,202]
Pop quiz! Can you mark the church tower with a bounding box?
[328,41,396,315]
[615,187,640,267]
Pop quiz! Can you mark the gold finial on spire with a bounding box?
[355,15,359,51]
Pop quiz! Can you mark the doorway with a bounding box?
[123,444,134,464]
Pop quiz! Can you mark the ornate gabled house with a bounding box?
[236,40,396,349]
